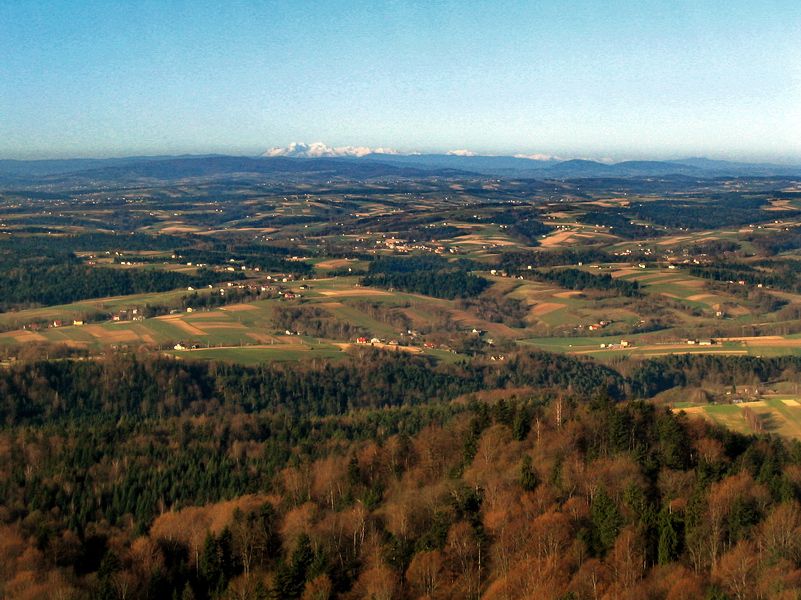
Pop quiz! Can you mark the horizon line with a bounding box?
[3,148,801,167]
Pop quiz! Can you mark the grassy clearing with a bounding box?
[675,397,801,440]
[166,344,344,365]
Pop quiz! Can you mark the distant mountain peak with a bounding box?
[261,142,397,158]
[513,152,559,161]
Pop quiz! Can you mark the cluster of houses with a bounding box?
[370,235,458,255]
[278,285,309,300]
[586,320,611,332]
[32,279,302,334]
[488,268,526,281]
[353,336,460,353]
[686,338,715,346]
[173,343,200,351]
[33,318,87,329]
[469,327,495,345]
[599,340,633,350]
[111,308,145,322]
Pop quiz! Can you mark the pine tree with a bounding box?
[273,534,314,600]
[591,488,622,555]
[657,508,680,564]
[512,407,530,441]
[520,455,538,492]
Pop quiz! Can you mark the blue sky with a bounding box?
[1,0,800,161]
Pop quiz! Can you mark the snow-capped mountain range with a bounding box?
[262,142,564,162]
[254,143,801,178]
[261,142,398,159]
[3,144,800,181]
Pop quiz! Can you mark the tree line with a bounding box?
[362,255,490,300]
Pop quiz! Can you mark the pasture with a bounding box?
[675,397,801,440]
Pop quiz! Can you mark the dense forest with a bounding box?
[362,256,490,300]
[628,196,786,230]
[0,265,243,309]
[527,268,642,298]
[690,259,801,296]
[576,211,659,239]
[498,249,629,273]
[271,305,369,341]
[0,350,623,425]
[0,236,255,310]
[747,227,801,256]
[4,351,801,598]
[457,295,529,328]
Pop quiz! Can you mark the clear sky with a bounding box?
[2,0,801,161]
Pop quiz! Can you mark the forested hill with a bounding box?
[0,264,244,309]
[0,350,622,424]
[4,351,801,598]
[0,351,801,600]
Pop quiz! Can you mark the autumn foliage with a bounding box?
[3,355,801,598]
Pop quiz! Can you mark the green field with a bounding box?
[166,344,345,365]
[675,397,801,440]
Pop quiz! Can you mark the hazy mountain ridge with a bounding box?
[3,148,801,183]
[259,143,801,178]
[0,155,211,177]
[0,156,475,184]
[363,153,801,178]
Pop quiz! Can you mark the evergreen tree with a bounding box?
[520,455,538,492]
[273,534,314,600]
[657,508,681,565]
[590,488,622,555]
[512,407,531,441]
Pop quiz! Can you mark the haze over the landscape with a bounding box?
[2,1,801,162]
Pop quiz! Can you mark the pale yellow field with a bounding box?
[530,302,566,316]
[318,289,391,297]
[221,303,260,312]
